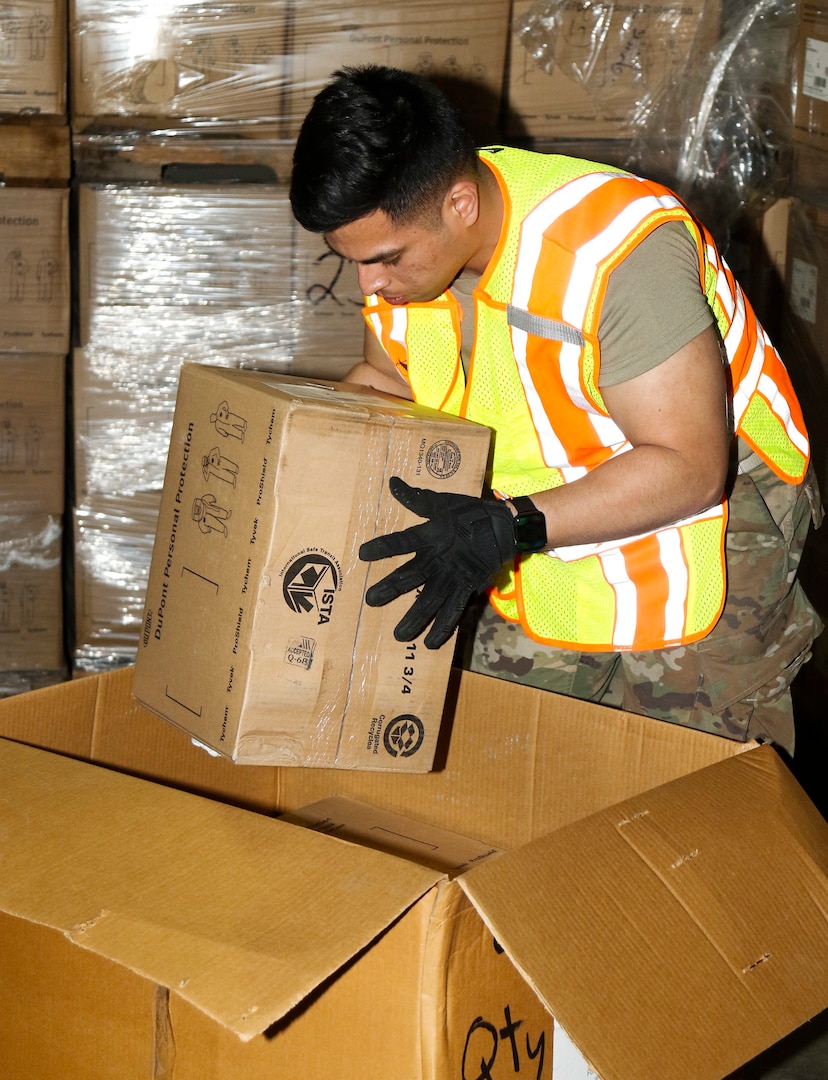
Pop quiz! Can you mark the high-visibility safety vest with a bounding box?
[363,148,810,652]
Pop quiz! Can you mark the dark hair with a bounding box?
[290,65,478,233]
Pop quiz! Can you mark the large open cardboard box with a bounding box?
[1,666,827,1079]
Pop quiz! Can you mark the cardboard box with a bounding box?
[792,141,828,207]
[0,0,66,117]
[283,794,503,873]
[0,511,64,673]
[785,198,828,379]
[70,0,288,129]
[794,2,828,153]
[284,0,512,142]
[0,186,69,353]
[0,353,64,513]
[1,667,827,1078]
[506,0,719,141]
[133,363,492,769]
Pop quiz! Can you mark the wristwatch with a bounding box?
[508,495,547,554]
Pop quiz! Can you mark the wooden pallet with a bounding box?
[0,121,71,185]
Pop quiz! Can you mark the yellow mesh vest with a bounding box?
[363,148,808,650]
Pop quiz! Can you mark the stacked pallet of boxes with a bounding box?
[68,0,513,674]
[781,0,828,698]
[0,0,70,694]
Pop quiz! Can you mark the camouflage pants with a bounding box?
[467,463,824,755]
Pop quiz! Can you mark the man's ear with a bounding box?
[445,179,480,228]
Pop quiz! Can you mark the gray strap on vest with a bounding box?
[507,304,585,346]
[737,449,763,475]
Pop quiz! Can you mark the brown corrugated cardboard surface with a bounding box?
[284,0,512,141]
[133,364,493,769]
[1,669,827,1079]
[0,354,65,514]
[794,2,828,153]
[0,0,67,117]
[0,512,64,672]
[460,746,828,1080]
[505,0,720,141]
[0,186,70,353]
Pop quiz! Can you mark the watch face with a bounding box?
[514,509,547,554]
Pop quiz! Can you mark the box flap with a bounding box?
[458,745,828,1080]
[283,795,502,874]
[0,738,441,1041]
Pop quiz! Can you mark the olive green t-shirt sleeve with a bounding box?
[597,220,716,387]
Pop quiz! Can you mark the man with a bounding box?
[290,64,822,753]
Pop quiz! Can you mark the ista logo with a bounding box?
[282,553,339,625]
[383,714,425,758]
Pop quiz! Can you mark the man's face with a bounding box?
[325,202,471,306]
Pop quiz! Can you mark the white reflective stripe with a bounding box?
[730,322,766,423]
[601,548,638,648]
[758,372,810,456]
[368,309,383,341]
[390,305,408,350]
[559,463,589,484]
[707,245,737,323]
[657,528,688,642]
[591,411,624,446]
[559,339,592,412]
[549,498,723,562]
[512,172,617,308]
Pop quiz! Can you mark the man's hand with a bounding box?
[359,477,517,649]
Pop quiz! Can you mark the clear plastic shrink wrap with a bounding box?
[70,0,288,130]
[508,0,718,141]
[511,1,798,241]
[0,514,65,692]
[627,0,799,238]
[513,0,699,107]
[73,182,291,670]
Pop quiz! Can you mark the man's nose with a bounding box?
[357,263,389,296]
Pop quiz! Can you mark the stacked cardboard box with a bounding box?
[0,666,827,1076]
[505,0,721,146]
[70,0,288,133]
[69,0,511,142]
[790,1,828,209]
[1,13,70,692]
[0,0,66,117]
[133,363,492,770]
[282,0,511,143]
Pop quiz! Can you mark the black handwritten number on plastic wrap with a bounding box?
[461,1006,546,1079]
[306,250,362,308]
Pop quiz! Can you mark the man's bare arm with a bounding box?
[528,325,730,547]
[344,324,414,399]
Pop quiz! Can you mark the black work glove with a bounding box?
[359,476,517,650]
